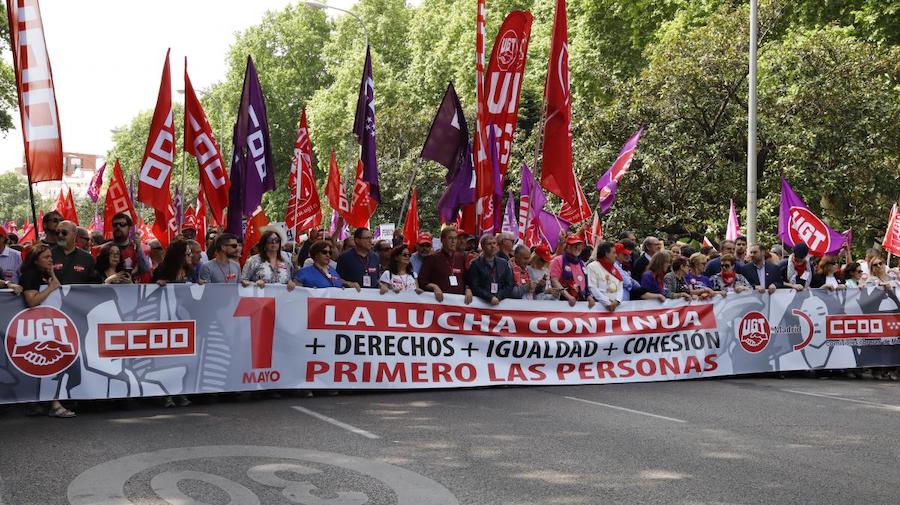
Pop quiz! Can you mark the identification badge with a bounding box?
[490,282,498,294]
[449,275,459,287]
[363,276,372,287]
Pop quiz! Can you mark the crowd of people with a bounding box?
[1,211,899,417]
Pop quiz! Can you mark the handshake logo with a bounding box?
[5,307,80,378]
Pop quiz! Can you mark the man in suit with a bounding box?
[740,243,782,293]
[631,236,660,279]
[705,239,738,277]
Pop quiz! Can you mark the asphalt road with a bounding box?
[1,377,899,504]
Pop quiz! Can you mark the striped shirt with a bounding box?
[0,246,22,284]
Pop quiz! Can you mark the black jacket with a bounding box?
[465,255,514,302]
[740,261,784,289]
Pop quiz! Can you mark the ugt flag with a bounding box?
[595,127,644,214]
[778,177,850,256]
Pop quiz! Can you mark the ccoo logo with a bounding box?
[5,306,80,377]
[788,206,831,255]
[738,311,771,354]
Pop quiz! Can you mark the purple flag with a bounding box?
[329,209,348,241]
[437,142,475,224]
[86,162,106,203]
[173,187,183,230]
[521,163,546,214]
[536,210,571,250]
[595,127,644,214]
[778,177,850,256]
[501,191,519,237]
[91,211,103,234]
[353,45,379,202]
[421,82,468,178]
[227,56,274,235]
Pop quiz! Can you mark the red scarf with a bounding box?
[792,257,807,277]
[599,258,622,281]
[721,269,737,286]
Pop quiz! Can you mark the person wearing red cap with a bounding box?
[550,234,596,308]
[419,227,473,304]
[410,232,433,276]
[528,243,559,300]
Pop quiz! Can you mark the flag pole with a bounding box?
[397,159,419,224]
[746,0,759,245]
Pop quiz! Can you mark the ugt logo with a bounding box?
[738,311,771,354]
[5,306,80,377]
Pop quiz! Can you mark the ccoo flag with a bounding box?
[882,203,900,256]
[353,45,380,202]
[778,177,850,256]
[285,108,322,235]
[7,0,64,183]
[595,127,644,214]
[227,56,274,235]
[184,59,229,226]
[137,49,175,215]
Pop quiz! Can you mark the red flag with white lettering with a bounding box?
[882,203,900,256]
[103,160,138,239]
[184,60,229,225]
[138,50,175,216]
[152,202,178,249]
[347,160,377,229]
[559,182,591,225]
[540,0,577,205]
[325,149,350,220]
[285,109,322,235]
[6,0,63,183]
[403,188,419,250]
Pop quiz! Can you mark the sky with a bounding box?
[0,0,368,172]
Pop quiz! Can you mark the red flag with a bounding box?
[55,188,77,224]
[184,59,229,225]
[183,206,196,231]
[137,50,175,216]
[347,160,377,228]
[7,0,63,183]
[559,182,591,225]
[403,188,419,250]
[325,149,350,219]
[285,109,322,235]
[137,218,155,244]
[152,202,178,248]
[585,211,602,247]
[195,191,208,251]
[702,236,714,249]
[882,203,900,256]
[241,206,269,266]
[475,10,533,233]
[20,221,35,244]
[104,160,138,239]
[540,0,577,205]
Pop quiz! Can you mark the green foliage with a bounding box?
[0,172,43,222]
[0,3,18,133]
[103,0,899,257]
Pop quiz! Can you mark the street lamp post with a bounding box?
[747,0,758,245]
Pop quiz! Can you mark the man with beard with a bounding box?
[110,212,151,283]
[40,210,63,246]
[51,221,98,284]
[199,233,241,283]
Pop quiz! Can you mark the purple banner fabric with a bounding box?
[437,142,475,224]
[421,82,468,177]
[501,191,519,237]
[353,45,380,202]
[227,56,274,235]
[595,127,644,214]
[86,162,106,203]
[537,210,571,250]
[521,163,546,214]
[778,176,850,255]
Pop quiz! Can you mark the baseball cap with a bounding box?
[417,232,433,245]
[614,242,632,255]
[565,234,584,246]
[534,243,553,263]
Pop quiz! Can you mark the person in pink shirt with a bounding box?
[550,235,596,308]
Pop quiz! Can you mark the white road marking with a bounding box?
[563,396,687,423]
[781,389,900,411]
[291,405,381,439]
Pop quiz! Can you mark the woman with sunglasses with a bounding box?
[867,259,899,288]
[95,243,132,284]
[843,262,864,288]
[296,240,360,290]
[811,255,845,290]
[241,229,296,290]
[379,245,422,294]
[152,240,196,286]
[18,243,75,418]
[710,254,750,294]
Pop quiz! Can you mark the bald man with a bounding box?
[51,220,98,284]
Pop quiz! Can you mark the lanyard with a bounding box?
[316,265,337,287]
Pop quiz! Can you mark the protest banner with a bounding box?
[1,285,898,403]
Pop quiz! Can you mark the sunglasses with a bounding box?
[57,230,69,236]
[320,249,333,255]
[223,243,238,249]
[872,262,883,267]
[266,237,281,244]
[112,222,129,228]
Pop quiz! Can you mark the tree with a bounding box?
[0,172,43,222]
[0,3,19,133]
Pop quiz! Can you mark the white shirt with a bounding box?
[379,271,418,292]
